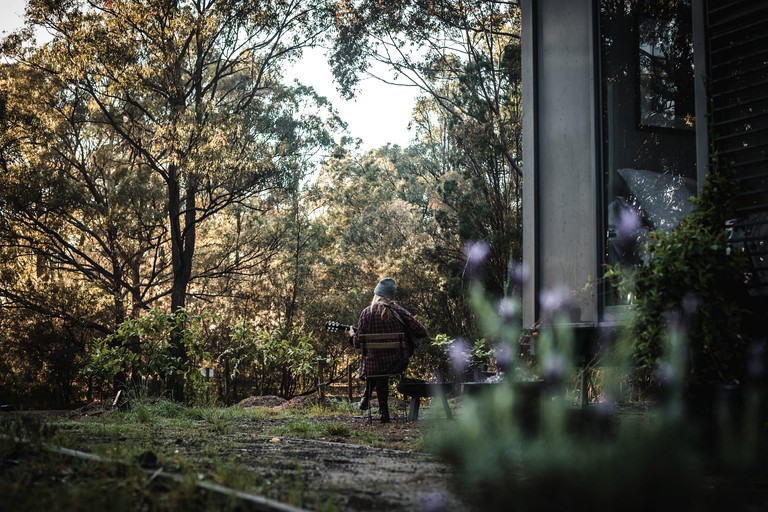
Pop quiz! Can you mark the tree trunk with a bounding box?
[224,356,231,405]
[110,233,129,404]
[129,257,143,388]
[167,165,196,402]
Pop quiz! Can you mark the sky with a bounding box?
[0,0,420,151]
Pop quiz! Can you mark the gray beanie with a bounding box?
[374,278,396,299]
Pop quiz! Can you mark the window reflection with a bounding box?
[638,13,695,130]
[600,0,697,307]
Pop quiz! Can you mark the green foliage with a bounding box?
[1,0,342,405]
[0,415,56,459]
[82,308,215,403]
[470,338,495,368]
[264,417,381,446]
[1,0,528,408]
[82,308,326,403]
[312,146,450,332]
[14,393,385,509]
[409,333,452,379]
[224,319,323,398]
[425,281,764,511]
[607,164,750,386]
[322,421,352,437]
[0,289,96,408]
[429,384,703,511]
[331,0,524,298]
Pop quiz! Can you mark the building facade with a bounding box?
[521,0,767,334]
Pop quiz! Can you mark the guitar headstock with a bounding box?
[325,321,351,333]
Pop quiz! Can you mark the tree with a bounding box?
[0,61,169,332]
[330,0,524,297]
[311,145,449,329]
[2,0,339,401]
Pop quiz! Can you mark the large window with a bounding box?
[599,0,697,306]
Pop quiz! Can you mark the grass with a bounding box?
[265,417,348,438]
[262,415,389,447]
[0,396,410,511]
[7,387,761,512]
[0,413,239,512]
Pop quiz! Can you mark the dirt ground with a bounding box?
[9,395,475,512]
[230,418,474,511]
[222,395,475,511]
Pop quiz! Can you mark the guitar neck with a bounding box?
[325,321,354,333]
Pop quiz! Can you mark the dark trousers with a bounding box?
[364,377,389,418]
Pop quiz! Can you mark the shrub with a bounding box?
[224,320,324,398]
[426,284,708,511]
[608,163,751,387]
[82,308,216,404]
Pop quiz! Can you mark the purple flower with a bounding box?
[665,310,687,335]
[681,293,699,316]
[449,338,471,375]
[511,262,530,290]
[543,352,566,382]
[422,490,447,512]
[494,341,514,370]
[497,297,518,322]
[654,362,676,387]
[617,205,642,241]
[539,285,572,314]
[463,241,490,279]
[595,395,617,416]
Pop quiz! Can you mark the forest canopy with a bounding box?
[0,0,523,408]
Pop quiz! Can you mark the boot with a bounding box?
[376,377,390,423]
[359,381,372,411]
[380,399,390,423]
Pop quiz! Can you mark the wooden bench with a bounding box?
[396,379,453,421]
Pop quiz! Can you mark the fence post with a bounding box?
[317,357,325,402]
[347,364,353,402]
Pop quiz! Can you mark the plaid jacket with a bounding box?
[351,303,427,377]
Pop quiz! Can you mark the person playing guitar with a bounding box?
[343,278,427,423]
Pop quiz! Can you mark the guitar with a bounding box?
[324,320,355,334]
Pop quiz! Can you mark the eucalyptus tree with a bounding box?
[0,60,169,331]
[312,144,454,332]
[2,0,338,401]
[191,85,344,331]
[331,0,524,297]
